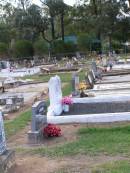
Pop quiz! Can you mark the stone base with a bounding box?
[0,150,15,173]
[28,131,41,144]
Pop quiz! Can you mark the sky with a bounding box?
[32,0,76,6]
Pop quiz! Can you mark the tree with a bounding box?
[34,39,48,56]
[78,33,96,51]
[12,40,33,58]
[0,42,8,58]
[40,0,68,41]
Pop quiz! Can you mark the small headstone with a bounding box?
[0,112,6,155]
[91,61,97,72]
[72,73,80,96]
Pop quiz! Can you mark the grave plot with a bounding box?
[0,82,48,116]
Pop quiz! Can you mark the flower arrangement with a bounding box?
[78,82,87,90]
[61,96,73,105]
[43,124,61,137]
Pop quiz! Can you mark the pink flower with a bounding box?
[61,96,73,105]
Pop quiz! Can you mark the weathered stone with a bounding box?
[0,150,15,173]
[72,73,80,96]
[0,112,6,155]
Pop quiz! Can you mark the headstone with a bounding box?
[28,101,47,144]
[91,70,96,80]
[0,112,6,155]
[31,101,47,132]
[47,75,63,116]
[91,61,97,73]
[72,73,80,96]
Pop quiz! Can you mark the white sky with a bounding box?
[32,0,76,6]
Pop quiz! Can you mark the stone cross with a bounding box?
[0,112,6,155]
[47,75,63,116]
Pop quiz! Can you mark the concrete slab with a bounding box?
[47,112,130,124]
[100,74,130,84]
[113,64,130,70]
[93,82,130,90]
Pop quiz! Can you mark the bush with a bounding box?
[52,40,77,54]
[78,33,97,51]
[34,39,48,56]
[0,42,8,57]
[12,40,33,58]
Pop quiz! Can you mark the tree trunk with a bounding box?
[50,16,55,40]
[61,13,64,41]
[109,34,112,53]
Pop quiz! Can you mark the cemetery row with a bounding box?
[1,56,130,172]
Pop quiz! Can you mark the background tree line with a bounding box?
[0,0,129,59]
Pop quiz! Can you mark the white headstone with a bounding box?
[47,75,63,116]
[0,112,6,155]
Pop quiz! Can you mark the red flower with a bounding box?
[43,124,61,137]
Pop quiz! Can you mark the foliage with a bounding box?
[78,33,96,51]
[34,39,48,56]
[43,124,61,137]
[0,42,8,57]
[52,40,77,54]
[12,40,33,58]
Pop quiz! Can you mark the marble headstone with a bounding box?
[47,75,63,116]
[0,112,6,155]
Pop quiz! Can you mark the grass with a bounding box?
[92,160,130,173]
[27,125,130,157]
[4,109,31,138]
[22,71,85,83]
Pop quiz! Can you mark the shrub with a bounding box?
[34,39,48,56]
[12,40,33,58]
[0,42,8,57]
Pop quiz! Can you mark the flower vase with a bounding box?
[63,104,69,112]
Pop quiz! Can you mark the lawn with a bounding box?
[22,71,85,83]
[30,125,130,157]
[4,109,31,138]
[92,160,130,173]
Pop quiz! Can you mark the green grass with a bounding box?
[22,71,85,83]
[92,160,130,173]
[4,109,31,138]
[27,125,130,157]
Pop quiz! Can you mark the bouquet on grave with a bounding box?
[43,124,61,137]
[61,96,73,105]
[78,82,87,90]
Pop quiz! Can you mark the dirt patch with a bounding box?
[11,154,129,173]
[8,124,83,148]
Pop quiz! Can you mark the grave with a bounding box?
[28,101,47,144]
[47,72,130,124]
[28,63,130,138]
[0,112,15,173]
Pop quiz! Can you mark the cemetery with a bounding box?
[1,0,130,173]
